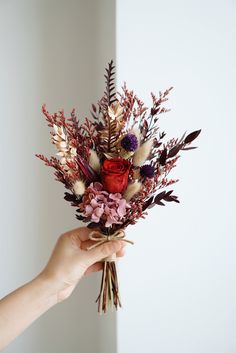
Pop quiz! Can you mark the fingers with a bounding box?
[83,240,124,266]
[63,226,91,242]
[116,246,125,257]
[84,262,103,275]
[80,239,98,250]
[84,246,125,275]
[81,239,126,256]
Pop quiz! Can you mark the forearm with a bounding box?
[0,274,58,350]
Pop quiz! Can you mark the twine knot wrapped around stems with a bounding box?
[87,229,134,262]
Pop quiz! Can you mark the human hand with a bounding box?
[39,227,125,303]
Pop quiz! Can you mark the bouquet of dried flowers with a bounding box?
[36,60,201,313]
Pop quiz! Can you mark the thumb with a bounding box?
[84,240,123,266]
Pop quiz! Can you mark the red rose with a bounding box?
[100,158,131,193]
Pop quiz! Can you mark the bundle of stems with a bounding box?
[96,259,121,313]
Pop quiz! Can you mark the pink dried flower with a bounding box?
[80,182,130,227]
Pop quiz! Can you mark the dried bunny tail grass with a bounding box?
[89,149,101,172]
[73,180,86,196]
[123,181,142,201]
[133,139,153,167]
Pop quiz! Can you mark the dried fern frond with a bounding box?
[108,101,123,121]
[99,102,126,154]
[99,60,117,112]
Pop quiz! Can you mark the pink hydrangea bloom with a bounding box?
[80,182,130,227]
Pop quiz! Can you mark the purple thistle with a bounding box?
[121,133,138,152]
[140,164,155,178]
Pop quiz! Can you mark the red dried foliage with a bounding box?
[35,154,75,189]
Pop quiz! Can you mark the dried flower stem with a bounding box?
[96,260,121,314]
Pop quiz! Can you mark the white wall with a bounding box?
[0,0,116,352]
[116,1,236,352]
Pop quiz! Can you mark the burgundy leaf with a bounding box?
[64,192,77,202]
[154,191,167,202]
[159,148,167,165]
[164,190,173,197]
[76,215,85,221]
[172,197,180,203]
[145,196,154,207]
[87,222,100,229]
[91,111,98,120]
[159,132,166,139]
[153,139,162,148]
[168,144,182,158]
[164,196,175,202]
[148,203,156,209]
[92,104,97,113]
[142,196,154,211]
[184,129,201,144]
[181,146,197,151]
[156,200,165,206]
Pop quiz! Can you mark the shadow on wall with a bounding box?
[32,1,116,353]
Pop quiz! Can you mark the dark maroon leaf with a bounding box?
[153,139,162,148]
[168,144,182,158]
[154,190,179,206]
[146,196,154,207]
[171,198,180,203]
[82,217,92,223]
[159,132,166,139]
[159,148,167,165]
[90,111,98,120]
[143,119,148,130]
[165,190,173,197]
[166,194,179,203]
[151,108,159,115]
[142,196,154,211]
[154,191,166,202]
[147,203,156,209]
[96,122,104,131]
[87,222,99,229]
[184,129,201,144]
[76,215,85,221]
[92,104,97,113]
[165,196,175,202]
[64,192,77,202]
[181,146,197,151]
[156,200,165,206]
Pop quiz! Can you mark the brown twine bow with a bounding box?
[86,229,134,262]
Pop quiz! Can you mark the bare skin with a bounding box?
[0,227,125,351]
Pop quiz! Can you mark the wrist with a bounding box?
[34,272,60,307]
